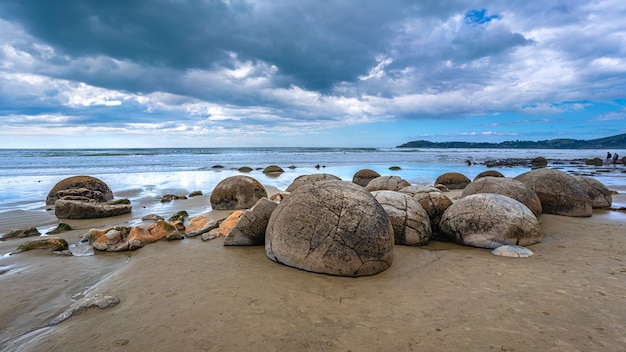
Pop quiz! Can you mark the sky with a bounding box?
[0,0,625,148]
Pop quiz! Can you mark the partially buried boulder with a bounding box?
[573,176,612,208]
[371,190,431,246]
[461,177,542,218]
[54,200,131,219]
[210,176,268,210]
[439,193,542,249]
[46,176,113,205]
[514,168,592,217]
[225,198,278,246]
[285,173,341,192]
[364,176,410,192]
[435,172,471,190]
[266,180,393,277]
[352,169,381,187]
[473,170,504,181]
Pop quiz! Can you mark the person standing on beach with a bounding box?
[613,153,619,168]
[606,152,612,166]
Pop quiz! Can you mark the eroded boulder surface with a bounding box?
[54,200,131,219]
[573,176,612,209]
[473,170,504,181]
[514,168,592,217]
[435,172,471,190]
[461,177,542,217]
[352,169,381,187]
[402,190,453,241]
[371,190,431,246]
[210,176,268,210]
[285,173,341,192]
[266,180,393,277]
[364,176,410,192]
[225,198,278,246]
[46,176,113,206]
[439,193,541,249]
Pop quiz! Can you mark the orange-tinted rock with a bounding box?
[147,220,183,241]
[214,211,243,238]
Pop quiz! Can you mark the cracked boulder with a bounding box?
[265,180,393,277]
[364,176,410,192]
[46,176,114,205]
[514,168,592,217]
[461,177,542,218]
[439,193,541,249]
[573,176,612,209]
[286,173,342,192]
[225,198,277,246]
[371,190,431,246]
[352,169,381,187]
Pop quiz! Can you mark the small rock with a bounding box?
[142,214,164,221]
[47,223,72,234]
[47,294,120,326]
[168,210,189,222]
[14,236,69,253]
[188,191,203,197]
[1,227,41,240]
[491,245,534,258]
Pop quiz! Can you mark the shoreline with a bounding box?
[1,173,626,351]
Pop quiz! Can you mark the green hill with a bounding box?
[397,133,626,149]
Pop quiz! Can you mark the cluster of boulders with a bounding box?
[5,164,614,278]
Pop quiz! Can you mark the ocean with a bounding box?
[0,147,623,213]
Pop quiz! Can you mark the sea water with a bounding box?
[0,147,623,213]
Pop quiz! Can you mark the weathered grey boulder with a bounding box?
[352,169,381,187]
[210,176,268,210]
[371,190,431,246]
[574,176,612,208]
[285,173,341,192]
[225,198,278,246]
[46,176,114,205]
[266,180,393,277]
[461,177,542,217]
[406,191,453,241]
[514,168,592,217]
[473,170,504,181]
[439,193,541,249]
[435,172,471,190]
[364,176,410,192]
[398,185,441,196]
[54,200,131,219]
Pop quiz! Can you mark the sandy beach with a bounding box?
[1,183,626,352]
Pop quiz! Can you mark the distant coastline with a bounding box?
[397,133,626,149]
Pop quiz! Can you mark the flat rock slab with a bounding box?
[491,245,534,258]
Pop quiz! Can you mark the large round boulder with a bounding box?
[461,177,542,217]
[352,169,381,187]
[573,176,612,209]
[514,168,592,217]
[46,176,113,205]
[371,190,431,246]
[435,172,471,190]
[285,173,341,192]
[364,176,410,192]
[265,180,393,277]
[440,194,542,249]
[210,176,268,210]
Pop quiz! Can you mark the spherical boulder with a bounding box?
[352,169,381,187]
[46,176,113,205]
[434,172,471,190]
[461,177,542,217]
[473,170,504,181]
[531,157,548,169]
[439,193,542,249]
[573,176,612,209]
[285,173,341,192]
[210,176,268,210]
[514,168,592,217]
[265,180,393,277]
[263,165,284,174]
[364,176,410,192]
[371,190,431,246]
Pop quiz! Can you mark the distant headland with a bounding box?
[397,133,626,149]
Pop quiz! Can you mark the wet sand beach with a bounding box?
[1,184,625,351]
